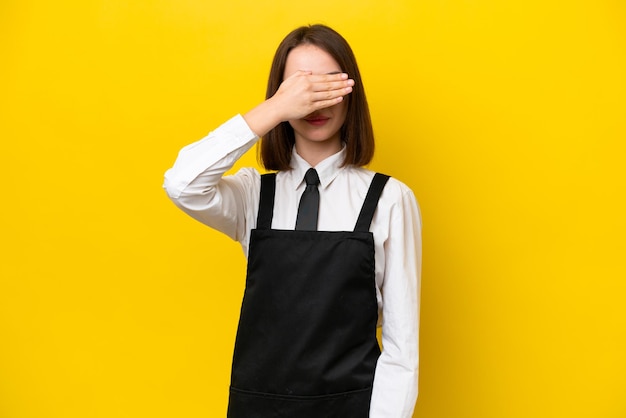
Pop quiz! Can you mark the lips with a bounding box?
[304,116,330,126]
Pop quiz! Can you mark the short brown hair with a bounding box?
[260,24,375,170]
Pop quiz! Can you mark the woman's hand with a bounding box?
[243,71,354,137]
[271,70,354,121]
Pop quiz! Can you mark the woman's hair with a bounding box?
[260,24,375,170]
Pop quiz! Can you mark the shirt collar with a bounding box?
[290,145,346,191]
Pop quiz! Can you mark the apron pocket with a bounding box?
[227,386,373,418]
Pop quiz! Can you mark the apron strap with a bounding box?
[258,172,388,232]
[256,173,277,230]
[354,173,390,232]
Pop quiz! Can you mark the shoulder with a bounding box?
[350,166,417,203]
[357,168,421,231]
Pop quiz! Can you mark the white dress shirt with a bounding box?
[163,114,422,418]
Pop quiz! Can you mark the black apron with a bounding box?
[227,172,390,418]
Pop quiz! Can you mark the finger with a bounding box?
[292,69,314,77]
[307,73,351,87]
[310,79,355,93]
[307,72,349,81]
[310,85,353,102]
[281,70,313,83]
[311,95,346,110]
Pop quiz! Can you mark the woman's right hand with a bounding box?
[243,71,354,137]
[270,70,354,121]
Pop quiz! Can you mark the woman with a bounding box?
[164,24,421,418]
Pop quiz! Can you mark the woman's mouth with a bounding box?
[304,116,330,126]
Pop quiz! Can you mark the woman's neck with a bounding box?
[294,137,342,167]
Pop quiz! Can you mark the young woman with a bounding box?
[164,24,421,418]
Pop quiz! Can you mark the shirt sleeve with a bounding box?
[163,114,260,244]
[369,187,422,418]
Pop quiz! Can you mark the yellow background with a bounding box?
[1,0,625,417]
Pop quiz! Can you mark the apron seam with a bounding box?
[229,386,373,400]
